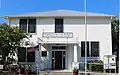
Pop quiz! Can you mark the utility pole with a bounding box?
[84,0,87,75]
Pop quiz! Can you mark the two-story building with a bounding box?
[3,10,116,71]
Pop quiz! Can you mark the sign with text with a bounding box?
[103,55,116,69]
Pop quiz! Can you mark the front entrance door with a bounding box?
[52,51,65,69]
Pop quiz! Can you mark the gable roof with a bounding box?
[4,10,116,18]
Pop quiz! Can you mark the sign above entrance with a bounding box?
[42,32,73,38]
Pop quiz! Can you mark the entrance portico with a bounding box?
[37,35,79,70]
[36,32,79,70]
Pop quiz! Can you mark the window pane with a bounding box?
[81,41,89,57]
[28,19,36,33]
[81,42,85,57]
[87,42,89,57]
[52,46,66,49]
[28,25,36,33]
[91,42,99,57]
[55,19,63,33]
[19,19,27,33]
[27,47,35,62]
[18,47,26,62]
[41,51,47,57]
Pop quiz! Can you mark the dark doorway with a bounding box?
[52,51,65,69]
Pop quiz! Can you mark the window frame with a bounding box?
[91,41,100,57]
[28,19,36,33]
[81,41,100,57]
[41,51,47,57]
[55,18,64,33]
[19,19,36,34]
[19,19,27,33]
[81,41,90,57]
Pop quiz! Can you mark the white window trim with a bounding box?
[81,41,100,58]
[26,19,28,33]
[20,19,37,34]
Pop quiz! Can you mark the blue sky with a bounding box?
[0,0,119,23]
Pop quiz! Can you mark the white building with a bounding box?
[3,10,116,71]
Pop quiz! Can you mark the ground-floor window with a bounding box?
[81,41,99,57]
[18,47,35,62]
[18,47,26,62]
[91,42,99,57]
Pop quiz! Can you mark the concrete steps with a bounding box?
[39,72,73,75]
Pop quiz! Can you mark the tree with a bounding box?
[111,20,119,59]
[0,23,28,69]
[111,19,119,72]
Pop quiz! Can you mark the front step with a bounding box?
[39,72,73,75]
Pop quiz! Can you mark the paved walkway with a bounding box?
[1,73,119,75]
[1,71,118,75]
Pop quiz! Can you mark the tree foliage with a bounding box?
[111,20,119,60]
[111,20,119,44]
[0,23,28,66]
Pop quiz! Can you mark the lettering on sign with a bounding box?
[103,55,116,69]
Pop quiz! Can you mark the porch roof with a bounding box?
[38,37,79,44]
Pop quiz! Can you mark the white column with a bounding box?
[74,44,77,62]
[72,44,79,70]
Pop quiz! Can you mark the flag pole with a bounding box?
[118,11,120,75]
[84,0,87,74]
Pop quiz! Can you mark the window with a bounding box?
[19,19,27,33]
[81,42,85,57]
[18,47,26,62]
[28,19,36,33]
[55,19,63,33]
[18,47,35,62]
[27,47,35,62]
[19,19,36,33]
[81,41,99,57]
[81,41,89,57]
[91,42,99,57]
[41,51,47,57]
[52,46,66,49]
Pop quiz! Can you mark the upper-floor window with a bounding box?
[81,41,99,57]
[55,19,63,33]
[19,19,36,33]
[19,19,27,33]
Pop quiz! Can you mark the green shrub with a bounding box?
[87,60,103,72]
